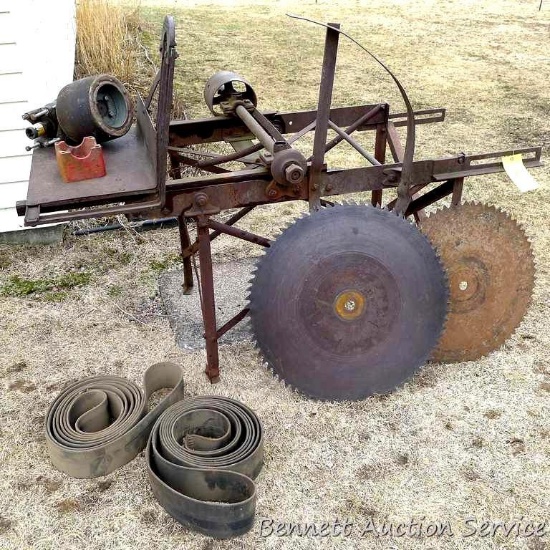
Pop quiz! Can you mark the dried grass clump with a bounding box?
[75,0,149,94]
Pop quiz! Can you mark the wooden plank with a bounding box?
[0,102,29,131]
[0,73,27,103]
[0,154,32,185]
[0,180,28,209]
[0,43,21,73]
[0,208,26,232]
[0,11,16,43]
[0,129,30,157]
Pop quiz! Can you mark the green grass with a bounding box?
[149,253,181,272]
[1,272,92,298]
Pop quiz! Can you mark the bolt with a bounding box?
[267,188,277,198]
[195,193,208,207]
[325,183,333,192]
[386,171,398,183]
[285,163,305,184]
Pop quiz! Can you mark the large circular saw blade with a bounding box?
[420,202,535,363]
[249,204,448,401]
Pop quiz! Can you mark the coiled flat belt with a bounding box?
[45,362,264,538]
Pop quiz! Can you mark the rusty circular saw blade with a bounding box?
[248,204,448,401]
[420,202,535,363]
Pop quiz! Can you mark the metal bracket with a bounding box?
[186,192,221,217]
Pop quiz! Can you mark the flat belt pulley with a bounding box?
[248,204,449,401]
[56,74,133,144]
[419,202,535,362]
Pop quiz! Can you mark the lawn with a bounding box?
[0,0,549,549]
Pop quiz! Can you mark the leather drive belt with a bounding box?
[147,397,263,538]
[45,362,264,539]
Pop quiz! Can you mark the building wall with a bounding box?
[0,0,75,232]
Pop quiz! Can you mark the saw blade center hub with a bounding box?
[449,264,482,304]
[334,289,366,321]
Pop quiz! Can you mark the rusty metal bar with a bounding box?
[169,151,182,179]
[209,206,255,241]
[178,213,194,294]
[322,104,384,156]
[386,121,404,162]
[389,108,446,127]
[250,108,288,143]
[434,146,542,180]
[216,307,250,339]
[288,120,316,144]
[327,120,380,165]
[208,218,271,247]
[451,177,464,206]
[173,153,230,174]
[198,143,263,168]
[309,23,340,209]
[372,123,387,206]
[168,105,388,146]
[235,105,277,153]
[386,184,428,211]
[405,180,454,217]
[196,216,220,382]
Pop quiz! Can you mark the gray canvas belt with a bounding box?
[45,362,263,538]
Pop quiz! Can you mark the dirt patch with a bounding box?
[0,516,13,535]
[507,438,526,456]
[6,361,27,375]
[55,499,82,514]
[8,380,37,393]
[96,480,113,492]
[36,476,63,494]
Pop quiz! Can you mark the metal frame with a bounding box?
[17,16,543,383]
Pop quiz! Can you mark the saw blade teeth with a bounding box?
[248,202,449,400]
[420,201,535,362]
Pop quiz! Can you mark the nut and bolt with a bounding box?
[386,171,398,183]
[285,163,305,184]
[195,192,208,207]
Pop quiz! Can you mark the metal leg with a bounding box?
[196,215,220,382]
[177,213,194,294]
[451,177,464,206]
[371,123,387,206]
[169,152,182,179]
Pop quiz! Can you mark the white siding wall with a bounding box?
[0,0,75,232]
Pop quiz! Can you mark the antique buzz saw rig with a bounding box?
[18,16,542,401]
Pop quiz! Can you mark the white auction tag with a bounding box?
[502,154,539,192]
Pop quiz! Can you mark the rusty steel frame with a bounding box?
[16,15,543,384]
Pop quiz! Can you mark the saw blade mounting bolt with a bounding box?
[285,163,305,184]
[344,299,356,311]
